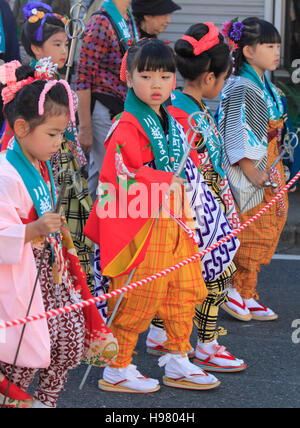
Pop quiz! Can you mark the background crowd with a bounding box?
[1,0,300,223]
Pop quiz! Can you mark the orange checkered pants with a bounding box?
[232,119,288,300]
[108,216,207,368]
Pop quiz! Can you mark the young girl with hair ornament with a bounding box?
[147,22,247,374]
[218,17,288,321]
[1,2,95,294]
[0,62,117,408]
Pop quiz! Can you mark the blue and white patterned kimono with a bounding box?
[217,62,285,212]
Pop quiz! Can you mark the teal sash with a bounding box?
[171,90,225,178]
[124,88,186,178]
[0,11,6,54]
[102,0,139,48]
[6,138,56,218]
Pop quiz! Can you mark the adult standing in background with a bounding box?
[132,0,181,39]
[0,0,20,63]
[75,0,139,201]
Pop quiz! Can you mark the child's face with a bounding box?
[16,113,69,164]
[202,68,230,100]
[127,68,175,114]
[33,32,69,69]
[244,43,281,73]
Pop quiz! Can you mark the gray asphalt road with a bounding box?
[30,257,300,409]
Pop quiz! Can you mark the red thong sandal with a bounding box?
[247,303,278,321]
[99,378,160,394]
[159,354,220,391]
[146,338,169,357]
[99,365,160,394]
[0,373,34,408]
[147,338,195,358]
[193,345,247,373]
[162,374,220,391]
[222,297,253,322]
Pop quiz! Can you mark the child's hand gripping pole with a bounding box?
[241,132,299,214]
[79,109,215,390]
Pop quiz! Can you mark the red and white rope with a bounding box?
[269,167,286,217]
[1,169,300,331]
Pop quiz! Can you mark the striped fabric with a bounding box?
[218,77,269,212]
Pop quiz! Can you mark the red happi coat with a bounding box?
[84,111,200,278]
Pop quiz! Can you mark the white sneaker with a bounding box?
[194,340,247,373]
[244,298,278,321]
[99,365,160,393]
[158,353,220,390]
[222,287,252,321]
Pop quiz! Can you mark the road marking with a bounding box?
[273,254,300,261]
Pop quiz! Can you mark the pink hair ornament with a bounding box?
[38,79,76,123]
[0,61,22,85]
[2,78,35,105]
[0,61,36,105]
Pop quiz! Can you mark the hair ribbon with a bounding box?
[0,61,76,123]
[0,61,34,105]
[38,80,76,123]
[181,22,220,56]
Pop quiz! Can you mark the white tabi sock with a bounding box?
[158,353,218,385]
[244,298,276,317]
[103,365,159,392]
[225,287,251,316]
[146,324,167,347]
[195,340,245,368]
